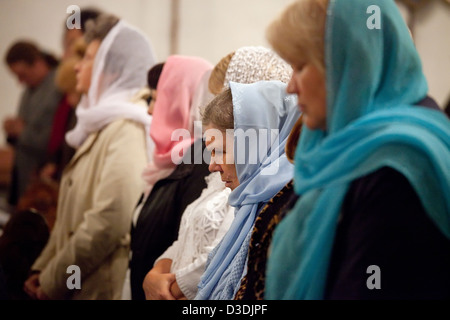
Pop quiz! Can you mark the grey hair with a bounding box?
[201,88,234,131]
[84,13,120,44]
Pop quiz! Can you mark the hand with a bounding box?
[40,163,57,181]
[36,287,50,300]
[170,280,186,300]
[142,269,176,300]
[23,272,41,299]
[3,117,24,137]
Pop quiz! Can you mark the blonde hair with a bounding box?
[208,51,235,95]
[266,0,328,73]
[285,114,303,163]
[72,37,87,59]
[55,57,78,93]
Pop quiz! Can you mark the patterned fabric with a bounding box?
[234,181,298,300]
[224,46,292,88]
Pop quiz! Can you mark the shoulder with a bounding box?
[326,166,450,299]
[88,119,147,162]
[343,166,415,212]
[102,118,145,132]
[97,119,146,142]
[340,166,428,240]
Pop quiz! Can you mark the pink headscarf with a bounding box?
[142,55,213,195]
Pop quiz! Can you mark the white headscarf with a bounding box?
[66,20,156,159]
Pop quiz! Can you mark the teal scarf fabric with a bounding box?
[266,0,450,300]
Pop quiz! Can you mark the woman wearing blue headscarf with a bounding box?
[195,80,301,300]
[265,0,450,299]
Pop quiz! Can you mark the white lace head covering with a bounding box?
[223,46,292,87]
[66,20,156,158]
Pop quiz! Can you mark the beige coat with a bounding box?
[32,119,147,300]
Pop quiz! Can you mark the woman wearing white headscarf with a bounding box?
[24,14,156,300]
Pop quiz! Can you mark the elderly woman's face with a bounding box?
[205,125,239,190]
[287,63,327,130]
[74,39,101,94]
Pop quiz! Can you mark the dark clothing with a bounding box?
[417,95,440,111]
[325,166,450,299]
[0,264,8,300]
[0,209,49,300]
[8,69,63,205]
[324,97,449,299]
[445,97,450,118]
[46,95,77,181]
[235,180,298,300]
[129,139,210,300]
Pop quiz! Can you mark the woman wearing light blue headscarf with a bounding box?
[265,0,450,299]
[195,80,301,300]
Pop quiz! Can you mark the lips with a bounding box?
[221,176,232,187]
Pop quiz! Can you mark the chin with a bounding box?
[304,118,325,131]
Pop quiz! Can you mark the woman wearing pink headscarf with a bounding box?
[127,55,213,300]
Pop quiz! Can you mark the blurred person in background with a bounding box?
[3,41,63,207]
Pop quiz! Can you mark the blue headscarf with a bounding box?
[266,0,450,300]
[195,81,300,300]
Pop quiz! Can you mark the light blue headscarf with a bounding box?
[195,80,300,300]
[266,0,450,300]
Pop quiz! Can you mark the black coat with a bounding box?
[325,98,450,299]
[129,139,210,300]
[0,209,49,300]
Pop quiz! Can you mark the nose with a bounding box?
[208,158,222,173]
[147,101,155,115]
[74,61,81,73]
[286,74,297,95]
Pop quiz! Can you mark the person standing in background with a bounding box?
[3,41,63,206]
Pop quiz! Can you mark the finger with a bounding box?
[23,284,37,299]
[37,289,49,300]
[161,291,176,300]
[167,273,176,283]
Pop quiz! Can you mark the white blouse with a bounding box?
[155,172,234,299]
